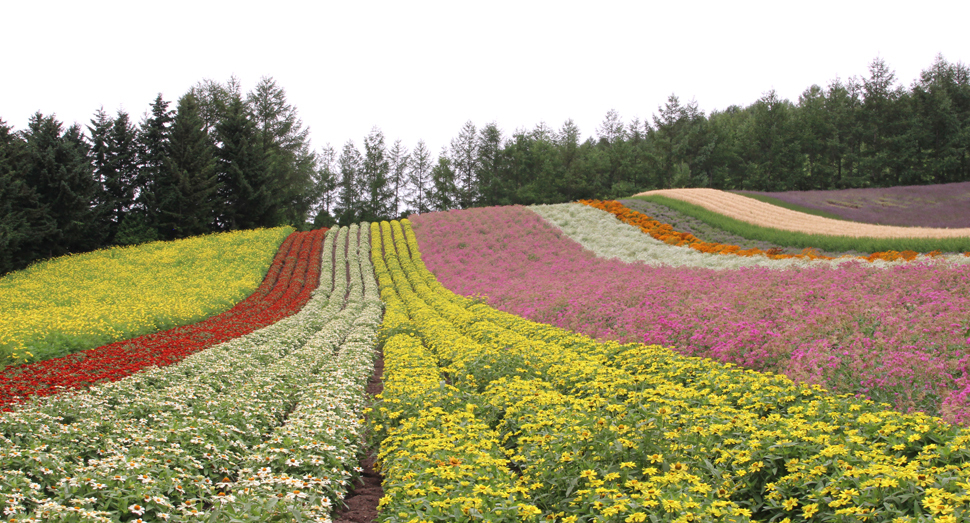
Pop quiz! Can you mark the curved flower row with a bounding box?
[0,224,381,522]
[580,199,970,263]
[0,227,328,409]
[372,218,970,522]
[534,203,970,269]
[410,205,970,423]
[0,227,293,366]
[531,203,837,270]
[370,220,538,522]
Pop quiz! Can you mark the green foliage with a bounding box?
[18,113,102,259]
[360,126,393,221]
[5,55,970,265]
[248,76,320,227]
[160,92,220,238]
[113,210,160,246]
[633,194,970,253]
[428,155,457,211]
[334,140,364,224]
[215,91,271,230]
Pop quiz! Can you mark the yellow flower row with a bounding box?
[370,221,540,522]
[0,227,292,366]
[372,218,970,522]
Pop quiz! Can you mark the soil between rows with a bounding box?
[332,353,384,523]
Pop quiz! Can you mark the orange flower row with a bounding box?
[577,200,968,263]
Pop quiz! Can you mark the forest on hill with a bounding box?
[2,55,969,275]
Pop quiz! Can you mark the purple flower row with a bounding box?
[410,205,970,424]
[737,181,970,229]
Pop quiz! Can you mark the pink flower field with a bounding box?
[410,205,970,424]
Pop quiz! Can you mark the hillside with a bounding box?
[736,181,970,228]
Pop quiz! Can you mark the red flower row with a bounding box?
[0,228,329,410]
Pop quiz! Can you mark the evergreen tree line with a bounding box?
[319,54,970,225]
[3,55,968,273]
[0,77,322,275]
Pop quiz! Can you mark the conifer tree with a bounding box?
[107,111,140,222]
[0,120,52,274]
[360,127,392,221]
[158,93,220,238]
[387,139,409,218]
[312,143,338,227]
[215,92,271,229]
[404,140,433,214]
[450,120,478,208]
[248,76,318,226]
[334,140,363,225]
[19,113,101,257]
[89,110,140,242]
[475,123,503,206]
[132,94,174,242]
[428,151,457,211]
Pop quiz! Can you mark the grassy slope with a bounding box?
[630,194,970,253]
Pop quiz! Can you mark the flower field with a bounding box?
[409,205,970,424]
[0,227,330,409]
[0,223,381,522]
[7,189,970,522]
[531,202,969,268]
[371,217,970,522]
[0,227,293,367]
[737,182,970,229]
[634,189,970,239]
[576,200,970,264]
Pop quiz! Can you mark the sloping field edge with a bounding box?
[0,228,328,409]
[633,193,970,253]
[636,188,970,238]
[582,200,970,264]
[373,216,970,522]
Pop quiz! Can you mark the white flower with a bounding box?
[213,492,236,504]
[128,503,146,515]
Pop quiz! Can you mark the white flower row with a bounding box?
[529,203,970,270]
[216,225,382,522]
[0,224,382,523]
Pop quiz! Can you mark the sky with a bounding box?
[3,0,968,157]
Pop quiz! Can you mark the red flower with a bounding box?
[0,228,329,409]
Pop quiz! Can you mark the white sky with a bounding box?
[3,0,968,157]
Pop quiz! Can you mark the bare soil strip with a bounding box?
[332,353,384,523]
[635,188,970,238]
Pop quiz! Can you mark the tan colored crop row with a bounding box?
[634,188,970,238]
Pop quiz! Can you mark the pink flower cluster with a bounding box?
[410,206,970,424]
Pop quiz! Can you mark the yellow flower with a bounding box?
[803,503,819,519]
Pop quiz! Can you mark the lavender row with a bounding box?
[737,181,970,228]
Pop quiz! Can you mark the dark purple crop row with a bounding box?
[738,181,970,228]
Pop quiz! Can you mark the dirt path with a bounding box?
[332,354,384,523]
[635,188,970,238]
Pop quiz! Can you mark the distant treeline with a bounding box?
[3,55,969,274]
[326,55,970,222]
[0,77,321,275]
